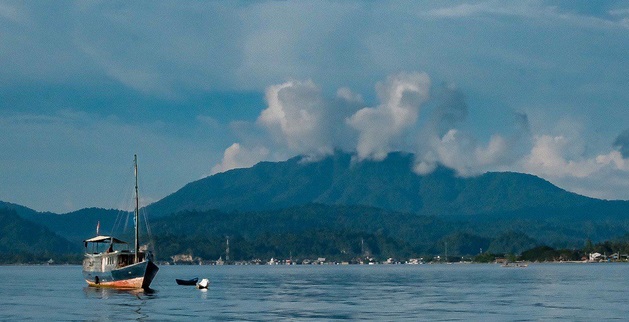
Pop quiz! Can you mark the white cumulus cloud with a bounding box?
[210,143,270,175]
[257,79,360,157]
[347,72,431,161]
[414,129,513,176]
[522,135,600,179]
[596,150,629,172]
[514,129,629,200]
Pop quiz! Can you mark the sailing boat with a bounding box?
[82,155,159,289]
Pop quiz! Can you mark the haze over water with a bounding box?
[1,264,627,320]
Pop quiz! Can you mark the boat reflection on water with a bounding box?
[82,286,155,320]
[199,287,208,300]
[83,286,157,300]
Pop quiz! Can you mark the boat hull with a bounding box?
[176,277,199,286]
[83,260,159,289]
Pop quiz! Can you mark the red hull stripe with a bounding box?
[85,277,144,289]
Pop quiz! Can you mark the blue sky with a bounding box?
[1,1,629,213]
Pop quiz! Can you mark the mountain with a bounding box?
[150,203,454,246]
[147,151,612,218]
[35,208,124,244]
[0,201,43,221]
[0,202,129,245]
[0,208,78,262]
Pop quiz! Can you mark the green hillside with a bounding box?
[147,203,629,260]
[146,151,606,218]
[0,208,79,263]
[36,208,125,244]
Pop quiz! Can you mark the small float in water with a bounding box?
[196,278,210,289]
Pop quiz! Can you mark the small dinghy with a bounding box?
[175,277,199,286]
[196,278,210,289]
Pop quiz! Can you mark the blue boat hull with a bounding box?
[83,260,159,289]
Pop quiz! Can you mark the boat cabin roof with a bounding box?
[83,235,128,244]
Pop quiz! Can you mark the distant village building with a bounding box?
[589,252,603,262]
[171,253,194,264]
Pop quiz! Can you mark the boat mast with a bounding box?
[134,154,139,263]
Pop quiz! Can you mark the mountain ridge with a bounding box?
[0,208,78,261]
[2,151,609,219]
[146,151,602,218]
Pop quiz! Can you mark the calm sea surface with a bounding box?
[0,263,627,321]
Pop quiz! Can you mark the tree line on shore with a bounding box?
[4,204,629,265]
[3,230,629,265]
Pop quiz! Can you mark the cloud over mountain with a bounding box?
[210,143,270,175]
[347,72,431,161]
[214,72,529,177]
[257,80,360,157]
[211,70,629,202]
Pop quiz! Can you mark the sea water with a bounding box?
[0,263,627,320]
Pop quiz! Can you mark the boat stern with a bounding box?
[141,261,159,289]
